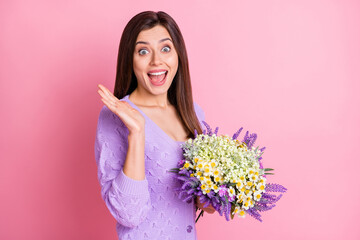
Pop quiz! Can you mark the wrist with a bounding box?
[128,131,145,142]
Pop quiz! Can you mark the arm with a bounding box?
[94,106,151,228]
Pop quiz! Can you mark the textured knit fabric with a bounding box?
[94,95,205,240]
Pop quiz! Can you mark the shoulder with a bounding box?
[98,95,128,127]
[97,105,128,138]
[193,102,205,122]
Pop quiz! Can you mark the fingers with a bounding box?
[204,208,216,214]
[100,96,114,110]
[98,84,119,104]
[97,84,137,116]
[97,84,120,112]
[196,196,216,214]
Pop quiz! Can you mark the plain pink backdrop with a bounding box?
[1,0,359,239]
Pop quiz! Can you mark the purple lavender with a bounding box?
[214,127,219,136]
[218,185,228,197]
[232,127,243,140]
[169,122,287,223]
[201,121,213,135]
[265,183,288,193]
[177,159,185,168]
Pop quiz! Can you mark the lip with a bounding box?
[147,69,168,74]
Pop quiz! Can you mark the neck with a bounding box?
[129,88,170,108]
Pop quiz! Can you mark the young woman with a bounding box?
[95,11,215,240]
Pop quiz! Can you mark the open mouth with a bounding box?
[147,70,168,86]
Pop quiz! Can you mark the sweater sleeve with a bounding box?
[94,105,151,228]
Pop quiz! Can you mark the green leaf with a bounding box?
[264,168,274,171]
[169,168,180,171]
[264,173,274,175]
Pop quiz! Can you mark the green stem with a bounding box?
[195,210,204,223]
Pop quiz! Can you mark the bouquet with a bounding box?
[170,121,287,222]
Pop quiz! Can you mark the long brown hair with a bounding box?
[113,11,202,138]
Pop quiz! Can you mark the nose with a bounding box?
[150,51,162,65]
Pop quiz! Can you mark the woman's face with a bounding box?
[133,25,179,97]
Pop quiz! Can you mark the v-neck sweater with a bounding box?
[94,95,205,240]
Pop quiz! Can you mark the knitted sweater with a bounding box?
[94,95,205,240]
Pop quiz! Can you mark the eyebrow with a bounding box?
[135,38,173,45]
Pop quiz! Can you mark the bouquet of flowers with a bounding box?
[170,121,287,222]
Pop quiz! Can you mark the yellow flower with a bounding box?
[237,193,245,203]
[239,209,246,217]
[201,184,206,190]
[184,162,190,168]
[233,207,239,214]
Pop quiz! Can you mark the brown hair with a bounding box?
[113,11,202,138]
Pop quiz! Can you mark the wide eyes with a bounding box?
[162,46,170,52]
[138,46,171,56]
[139,49,149,55]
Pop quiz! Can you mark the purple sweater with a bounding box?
[94,95,205,240]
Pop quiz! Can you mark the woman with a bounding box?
[95,11,214,240]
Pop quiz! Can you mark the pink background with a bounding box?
[1,0,359,239]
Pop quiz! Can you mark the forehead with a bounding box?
[136,25,172,42]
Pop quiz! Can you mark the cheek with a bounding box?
[133,57,147,76]
[168,54,179,70]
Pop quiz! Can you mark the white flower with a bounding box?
[211,184,219,193]
[242,201,251,210]
[256,182,266,192]
[253,191,262,201]
[228,187,236,197]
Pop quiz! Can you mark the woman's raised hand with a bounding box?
[97,84,145,134]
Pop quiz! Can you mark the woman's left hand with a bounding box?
[195,196,216,214]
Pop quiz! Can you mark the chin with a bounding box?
[145,80,174,96]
